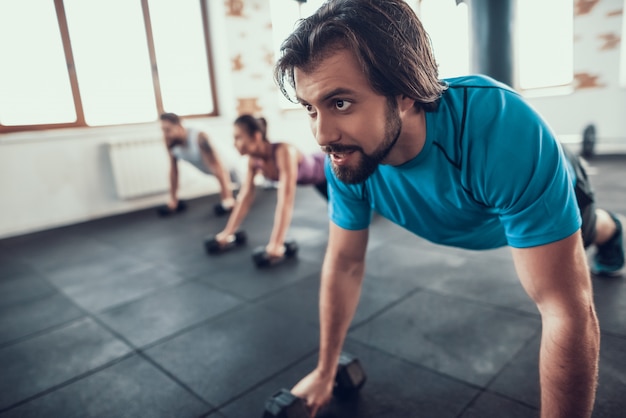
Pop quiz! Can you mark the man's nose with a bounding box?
[312,114,340,147]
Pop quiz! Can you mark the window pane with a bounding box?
[64,0,156,126]
[149,0,215,115]
[420,1,471,79]
[517,0,573,89]
[0,1,76,126]
[270,0,325,109]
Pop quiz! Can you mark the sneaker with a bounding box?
[592,213,624,277]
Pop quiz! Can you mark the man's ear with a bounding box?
[397,95,416,114]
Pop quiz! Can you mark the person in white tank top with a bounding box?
[160,112,236,214]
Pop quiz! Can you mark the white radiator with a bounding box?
[108,138,170,199]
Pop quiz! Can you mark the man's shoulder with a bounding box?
[443,74,513,91]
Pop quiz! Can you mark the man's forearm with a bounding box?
[169,169,178,201]
[317,258,365,378]
[539,307,600,418]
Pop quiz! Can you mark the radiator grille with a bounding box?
[108,139,169,199]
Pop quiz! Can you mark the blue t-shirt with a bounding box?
[327,75,581,249]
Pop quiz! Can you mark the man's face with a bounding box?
[160,120,185,148]
[294,48,402,184]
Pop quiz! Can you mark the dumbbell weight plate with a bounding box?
[213,202,232,216]
[334,352,367,398]
[263,389,309,418]
[205,231,247,255]
[284,240,299,257]
[156,200,187,217]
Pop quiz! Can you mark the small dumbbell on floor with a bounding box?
[252,240,298,268]
[213,202,233,216]
[156,200,187,217]
[263,352,367,418]
[204,231,247,254]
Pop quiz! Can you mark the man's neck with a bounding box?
[385,109,427,166]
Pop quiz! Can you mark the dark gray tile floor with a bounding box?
[0,154,624,417]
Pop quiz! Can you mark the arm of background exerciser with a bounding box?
[267,144,299,252]
[168,153,179,205]
[220,158,257,236]
[511,232,599,418]
[198,132,233,194]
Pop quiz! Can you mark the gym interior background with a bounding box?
[0,0,625,417]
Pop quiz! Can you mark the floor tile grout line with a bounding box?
[199,347,320,417]
[345,337,541,416]
[132,303,251,351]
[345,337,486,392]
[0,352,135,415]
[454,326,543,417]
[0,274,206,350]
[417,287,543,322]
[347,286,428,333]
[1,282,227,415]
[64,296,219,413]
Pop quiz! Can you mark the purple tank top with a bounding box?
[253,143,326,185]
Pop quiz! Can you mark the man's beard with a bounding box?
[324,98,402,184]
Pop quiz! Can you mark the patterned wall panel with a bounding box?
[574,0,623,90]
[221,0,281,119]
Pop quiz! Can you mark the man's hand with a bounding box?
[167,198,178,211]
[291,369,335,417]
[265,242,286,259]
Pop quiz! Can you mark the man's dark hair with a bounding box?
[274,0,446,112]
[234,114,268,141]
[160,112,181,125]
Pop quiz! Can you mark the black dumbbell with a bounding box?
[252,240,298,268]
[263,352,367,418]
[263,389,308,418]
[156,200,187,217]
[204,231,247,254]
[214,202,233,216]
[334,352,367,397]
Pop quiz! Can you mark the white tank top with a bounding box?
[171,128,210,175]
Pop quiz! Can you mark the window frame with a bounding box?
[0,0,218,134]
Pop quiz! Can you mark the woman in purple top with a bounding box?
[216,114,327,258]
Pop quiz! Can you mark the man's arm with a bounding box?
[511,231,600,418]
[168,153,179,209]
[291,222,369,417]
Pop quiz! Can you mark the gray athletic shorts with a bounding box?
[562,146,596,248]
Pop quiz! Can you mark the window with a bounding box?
[149,0,216,116]
[64,0,156,126]
[0,0,217,133]
[0,1,76,126]
[419,0,471,79]
[270,0,325,109]
[516,0,573,90]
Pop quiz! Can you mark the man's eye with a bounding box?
[335,100,352,111]
[304,104,316,115]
